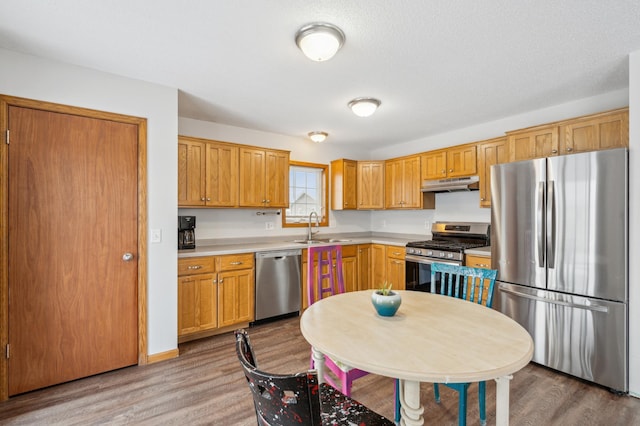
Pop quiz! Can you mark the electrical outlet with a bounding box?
[151,228,162,243]
[265,222,275,230]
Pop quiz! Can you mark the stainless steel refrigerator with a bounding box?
[491,148,628,392]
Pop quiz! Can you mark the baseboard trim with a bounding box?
[147,348,179,364]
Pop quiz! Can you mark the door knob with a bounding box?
[122,253,134,261]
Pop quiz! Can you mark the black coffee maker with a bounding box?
[178,216,196,249]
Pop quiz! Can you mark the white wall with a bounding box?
[628,50,640,397]
[0,48,179,357]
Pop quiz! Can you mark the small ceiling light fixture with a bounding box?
[308,131,328,143]
[295,22,345,62]
[348,97,382,117]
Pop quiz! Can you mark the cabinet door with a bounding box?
[421,150,447,180]
[464,255,492,305]
[331,159,358,210]
[508,126,558,162]
[357,161,384,209]
[239,147,266,207]
[371,244,387,289]
[341,255,358,292]
[384,160,404,208]
[357,244,372,290]
[265,149,289,207]
[178,273,217,336]
[402,156,422,208]
[218,269,255,327]
[178,138,206,206]
[560,110,629,154]
[477,137,508,208]
[205,142,239,207]
[447,144,477,177]
[386,257,406,291]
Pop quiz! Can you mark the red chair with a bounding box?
[306,245,369,397]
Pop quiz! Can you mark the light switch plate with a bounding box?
[151,228,162,243]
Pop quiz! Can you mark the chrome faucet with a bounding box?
[307,211,320,241]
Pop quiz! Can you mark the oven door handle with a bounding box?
[405,254,462,266]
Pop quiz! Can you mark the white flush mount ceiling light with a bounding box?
[348,97,381,117]
[295,22,345,62]
[308,131,328,143]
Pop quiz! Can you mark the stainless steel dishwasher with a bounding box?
[254,249,302,322]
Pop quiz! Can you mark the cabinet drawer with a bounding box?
[465,255,492,269]
[341,244,357,258]
[178,257,216,276]
[218,253,254,271]
[386,246,406,260]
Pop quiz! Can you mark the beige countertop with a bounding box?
[178,233,422,258]
[465,246,491,256]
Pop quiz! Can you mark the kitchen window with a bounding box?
[282,161,328,228]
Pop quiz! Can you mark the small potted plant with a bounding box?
[371,282,402,317]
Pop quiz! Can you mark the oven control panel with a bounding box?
[405,247,463,261]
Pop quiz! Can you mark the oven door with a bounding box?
[405,254,462,292]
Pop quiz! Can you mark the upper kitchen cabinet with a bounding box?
[421,144,477,180]
[331,159,357,210]
[357,161,385,209]
[178,136,239,207]
[239,147,290,208]
[507,124,559,162]
[559,108,628,154]
[385,155,430,209]
[477,137,508,208]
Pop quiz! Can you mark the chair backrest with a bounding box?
[235,329,323,426]
[430,262,498,308]
[307,245,344,306]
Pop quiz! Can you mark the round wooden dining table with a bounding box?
[300,290,534,426]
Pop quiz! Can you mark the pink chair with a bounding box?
[306,245,369,397]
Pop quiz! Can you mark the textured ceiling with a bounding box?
[1,1,640,149]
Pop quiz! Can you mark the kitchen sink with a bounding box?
[290,238,352,244]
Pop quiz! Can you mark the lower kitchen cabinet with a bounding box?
[371,244,406,291]
[217,268,255,327]
[465,254,492,306]
[178,253,254,342]
[356,244,372,290]
[301,245,358,311]
[178,273,217,336]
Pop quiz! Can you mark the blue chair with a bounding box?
[394,262,498,426]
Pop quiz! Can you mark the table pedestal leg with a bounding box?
[495,375,513,426]
[399,379,424,426]
[311,347,326,384]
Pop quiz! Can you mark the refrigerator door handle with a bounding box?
[537,181,546,268]
[547,180,556,269]
[498,284,609,313]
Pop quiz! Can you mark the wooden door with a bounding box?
[357,161,384,209]
[384,159,403,208]
[421,150,447,180]
[356,244,372,290]
[401,156,421,208]
[560,110,629,154]
[7,105,139,396]
[371,244,387,289]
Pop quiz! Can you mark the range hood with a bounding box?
[421,176,480,193]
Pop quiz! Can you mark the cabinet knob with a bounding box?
[219,279,223,284]
[206,197,211,201]
[566,147,573,152]
[187,265,202,270]
[265,199,270,203]
[480,198,485,201]
[449,168,453,173]
[212,279,217,283]
[441,169,446,174]
[201,197,206,201]
[551,149,558,154]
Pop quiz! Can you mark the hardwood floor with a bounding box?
[0,316,638,425]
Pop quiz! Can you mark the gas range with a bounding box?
[405,222,490,262]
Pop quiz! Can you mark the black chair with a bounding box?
[235,329,393,426]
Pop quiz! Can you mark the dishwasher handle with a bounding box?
[255,250,302,259]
